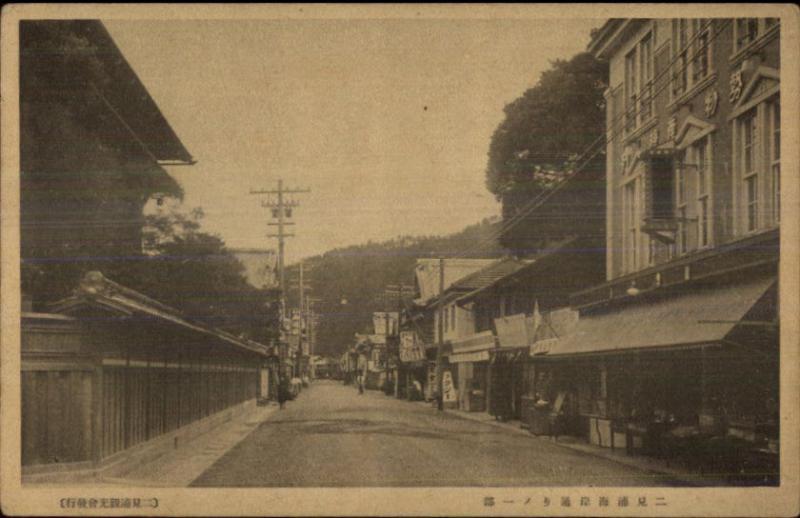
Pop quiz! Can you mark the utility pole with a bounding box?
[298,260,305,378]
[250,179,310,377]
[436,257,445,411]
[385,283,414,398]
[251,179,310,305]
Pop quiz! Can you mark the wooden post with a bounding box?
[92,360,103,464]
[176,343,183,428]
[123,344,130,449]
[145,345,151,441]
[700,346,707,414]
[436,257,445,411]
[162,348,168,433]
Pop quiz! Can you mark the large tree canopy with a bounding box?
[23,207,280,344]
[485,52,608,252]
[486,52,607,196]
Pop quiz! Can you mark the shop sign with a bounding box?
[494,313,533,348]
[399,330,425,362]
[442,370,457,403]
[426,365,438,399]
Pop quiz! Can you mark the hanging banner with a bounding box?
[372,312,399,336]
[442,370,457,403]
[399,330,425,362]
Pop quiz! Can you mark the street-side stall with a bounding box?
[535,274,778,483]
[449,330,495,412]
[526,307,580,436]
[398,330,427,400]
[491,313,535,421]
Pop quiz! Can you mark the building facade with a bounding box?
[523,17,783,482]
[589,18,780,280]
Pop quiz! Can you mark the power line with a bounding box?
[457,19,722,259]
[452,19,730,260]
[454,20,723,259]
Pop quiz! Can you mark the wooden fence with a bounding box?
[21,313,262,469]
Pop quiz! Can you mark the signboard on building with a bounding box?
[494,313,533,349]
[442,369,457,403]
[372,312,399,335]
[426,364,437,400]
[399,330,425,362]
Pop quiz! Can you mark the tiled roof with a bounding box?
[449,257,533,292]
[50,271,271,357]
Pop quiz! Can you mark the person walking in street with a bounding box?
[278,375,290,409]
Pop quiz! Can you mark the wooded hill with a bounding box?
[285,217,506,357]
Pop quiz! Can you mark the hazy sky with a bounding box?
[105,18,600,264]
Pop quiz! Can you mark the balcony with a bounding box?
[571,228,779,310]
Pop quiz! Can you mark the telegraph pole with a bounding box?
[250,180,310,377]
[251,180,310,304]
[385,283,414,398]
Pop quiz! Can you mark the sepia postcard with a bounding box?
[1,3,799,516]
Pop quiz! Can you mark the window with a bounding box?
[769,100,780,222]
[742,110,757,175]
[673,19,689,97]
[745,175,758,232]
[735,18,779,53]
[673,19,714,99]
[740,109,758,232]
[639,33,654,120]
[736,19,759,50]
[624,178,641,271]
[450,305,456,332]
[624,30,654,133]
[650,156,675,218]
[625,48,638,132]
[676,158,688,254]
[695,137,711,247]
[692,20,711,82]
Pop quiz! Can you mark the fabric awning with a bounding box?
[449,350,491,363]
[494,313,535,349]
[451,330,496,354]
[543,276,775,357]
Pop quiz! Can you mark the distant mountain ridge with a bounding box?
[284,217,506,357]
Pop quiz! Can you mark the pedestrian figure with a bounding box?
[278,376,290,409]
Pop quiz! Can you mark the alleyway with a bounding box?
[191,381,680,487]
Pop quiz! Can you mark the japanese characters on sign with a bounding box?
[399,330,425,362]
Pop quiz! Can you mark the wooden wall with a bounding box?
[21,314,262,468]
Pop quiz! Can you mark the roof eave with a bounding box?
[588,19,646,60]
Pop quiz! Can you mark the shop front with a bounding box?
[449,330,496,413]
[398,330,427,400]
[534,274,778,483]
[491,313,536,421]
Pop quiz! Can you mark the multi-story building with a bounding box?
[589,17,779,280]
[523,18,782,481]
